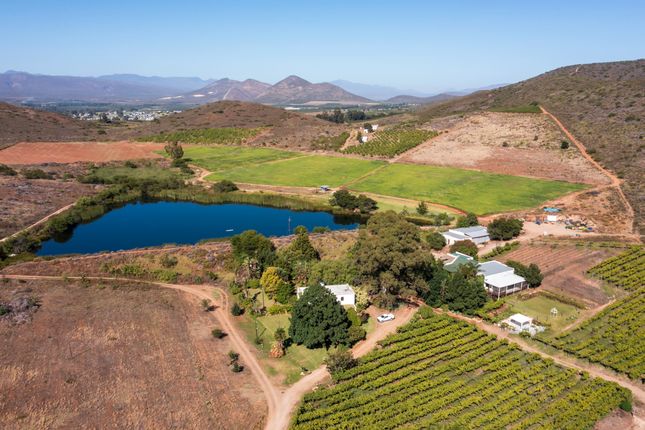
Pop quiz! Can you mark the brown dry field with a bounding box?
[0,278,265,429]
[0,176,99,239]
[499,243,622,307]
[0,141,164,165]
[399,112,609,185]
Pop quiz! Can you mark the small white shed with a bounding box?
[297,284,356,307]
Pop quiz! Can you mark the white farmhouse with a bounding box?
[297,284,356,307]
[442,226,490,246]
[477,261,528,298]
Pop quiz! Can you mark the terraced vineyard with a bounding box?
[343,127,437,157]
[292,313,630,430]
[540,247,645,380]
[588,246,644,292]
[138,127,264,145]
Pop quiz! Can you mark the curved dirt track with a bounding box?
[540,106,635,232]
[267,305,417,430]
[0,274,281,427]
[0,202,76,243]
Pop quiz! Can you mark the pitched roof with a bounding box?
[451,226,488,237]
[477,261,514,277]
[324,284,355,296]
[444,253,476,273]
[484,272,526,288]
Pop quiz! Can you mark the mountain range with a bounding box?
[0,71,470,106]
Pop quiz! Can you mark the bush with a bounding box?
[560,140,570,149]
[159,254,178,268]
[329,190,377,214]
[487,217,523,241]
[211,328,226,339]
[124,160,138,168]
[22,168,53,180]
[213,180,239,193]
[347,325,367,345]
[312,226,331,234]
[456,212,478,228]
[275,282,295,304]
[0,164,17,176]
[267,303,292,314]
[416,201,428,215]
[426,231,446,250]
[231,362,244,372]
[325,347,357,376]
[619,399,633,412]
[231,302,244,316]
[449,240,478,258]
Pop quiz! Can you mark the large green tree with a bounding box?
[506,260,543,288]
[487,218,523,240]
[353,211,435,308]
[425,265,487,315]
[456,212,479,228]
[230,230,276,272]
[289,284,350,348]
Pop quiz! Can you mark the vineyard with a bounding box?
[137,127,264,145]
[292,313,630,430]
[539,247,645,380]
[587,246,644,292]
[343,127,437,157]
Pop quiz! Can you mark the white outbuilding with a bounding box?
[297,283,356,307]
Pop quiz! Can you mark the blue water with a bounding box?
[37,201,360,256]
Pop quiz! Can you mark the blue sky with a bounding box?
[2,0,643,93]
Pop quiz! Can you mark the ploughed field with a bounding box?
[184,145,585,215]
[292,313,629,430]
[0,279,265,429]
[537,247,645,380]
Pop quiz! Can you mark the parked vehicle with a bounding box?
[377,313,395,323]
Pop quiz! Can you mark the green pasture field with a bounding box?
[349,163,586,214]
[183,145,298,171]
[206,154,386,188]
[184,145,585,214]
[502,294,581,333]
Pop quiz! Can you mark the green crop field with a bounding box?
[183,145,298,172]
[138,127,264,145]
[206,155,386,188]
[349,163,586,214]
[183,145,585,214]
[292,312,630,430]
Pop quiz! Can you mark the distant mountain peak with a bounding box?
[275,75,311,87]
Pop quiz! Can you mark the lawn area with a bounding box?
[238,313,328,385]
[183,145,298,172]
[349,163,586,214]
[503,294,581,333]
[207,155,386,188]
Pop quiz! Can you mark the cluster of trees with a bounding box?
[164,141,184,160]
[329,190,377,214]
[424,264,488,315]
[456,212,479,228]
[506,260,543,288]
[449,240,479,258]
[213,180,239,193]
[488,217,523,240]
[316,109,367,123]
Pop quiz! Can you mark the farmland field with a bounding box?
[343,128,437,157]
[540,247,645,380]
[185,145,585,214]
[184,145,298,172]
[206,155,386,188]
[350,163,586,214]
[501,294,581,333]
[292,312,630,430]
[138,127,264,145]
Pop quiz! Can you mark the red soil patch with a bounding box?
[0,141,164,165]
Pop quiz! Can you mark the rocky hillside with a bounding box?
[416,59,645,234]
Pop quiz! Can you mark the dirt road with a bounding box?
[540,106,635,233]
[0,202,76,243]
[0,273,417,430]
[0,274,281,426]
[266,305,417,430]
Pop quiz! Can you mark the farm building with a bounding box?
[442,226,490,246]
[478,261,528,298]
[297,283,356,307]
[501,313,544,335]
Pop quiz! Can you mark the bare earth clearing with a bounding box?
[398,111,608,185]
[0,176,99,238]
[0,141,164,165]
[500,243,621,307]
[0,278,265,430]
